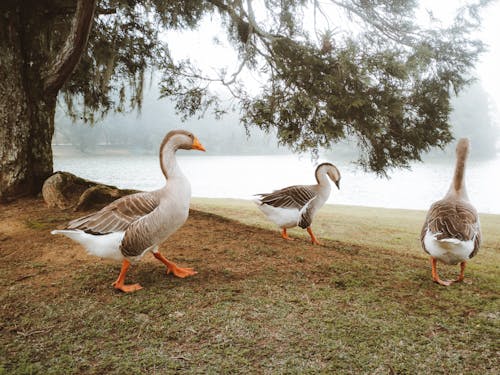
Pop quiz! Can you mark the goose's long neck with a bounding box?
[315,169,332,193]
[447,142,469,199]
[160,142,183,181]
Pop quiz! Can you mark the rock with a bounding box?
[42,171,140,211]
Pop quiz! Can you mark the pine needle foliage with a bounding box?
[56,0,491,174]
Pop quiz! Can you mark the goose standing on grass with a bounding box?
[254,163,340,245]
[52,129,206,292]
[421,138,481,286]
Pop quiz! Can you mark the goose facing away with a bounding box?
[254,163,340,245]
[52,129,206,292]
[421,138,481,286]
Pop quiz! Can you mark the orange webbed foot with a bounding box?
[112,259,143,292]
[433,278,453,287]
[112,281,143,293]
[281,228,294,241]
[153,252,197,278]
[166,265,198,278]
[307,227,321,245]
[430,257,453,286]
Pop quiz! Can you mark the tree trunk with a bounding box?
[0,0,96,202]
[0,5,55,201]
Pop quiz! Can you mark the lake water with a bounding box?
[53,152,500,214]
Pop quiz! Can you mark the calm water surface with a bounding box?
[53,153,500,214]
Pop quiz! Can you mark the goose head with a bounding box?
[315,162,341,189]
[159,130,205,178]
[161,129,206,152]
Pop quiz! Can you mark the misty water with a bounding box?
[53,153,500,214]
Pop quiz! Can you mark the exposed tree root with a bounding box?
[42,171,139,211]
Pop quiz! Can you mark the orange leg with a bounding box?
[153,252,197,278]
[430,257,452,286]
[455,261,466,283]
[112,259,143,293]
[307,227,321,245]
[281,228,294,241]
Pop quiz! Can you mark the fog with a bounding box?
[54,1,500,162]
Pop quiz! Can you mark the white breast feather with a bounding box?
[423,229,475,265]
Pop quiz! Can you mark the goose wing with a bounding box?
[421,199,481,258]
[297,197,318,229]
[66,192,159,235]
[257,185,318,209]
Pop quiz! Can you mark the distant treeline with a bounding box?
[54,82,498,159]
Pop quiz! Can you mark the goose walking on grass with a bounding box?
[421,138,481,286]
[52,130,205,292]
[254,163,341,245]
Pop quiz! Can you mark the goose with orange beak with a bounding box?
[52,130,205,292]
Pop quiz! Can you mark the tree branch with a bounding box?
[329,0,419,47]
[244,0,276,40]
[96,7,116,15]
[42,0,97,96]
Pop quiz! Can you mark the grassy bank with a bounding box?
[1,198,499,374]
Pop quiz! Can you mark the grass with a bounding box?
[0,197,499,374]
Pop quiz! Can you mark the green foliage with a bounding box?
[235,2,486,174]
[51,0,491,174]
[60,0,213,122]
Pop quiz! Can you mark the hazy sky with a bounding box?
[474,1,500,116]
[419,0,500,121]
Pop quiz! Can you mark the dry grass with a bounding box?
[0,197,498,374]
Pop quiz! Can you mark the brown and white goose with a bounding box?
[254,163,340,245]
[421,138,481,286]
[52,129,205,292]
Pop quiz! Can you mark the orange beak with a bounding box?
[191,137,206,152]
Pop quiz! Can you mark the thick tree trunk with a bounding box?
[0,0,96,202]
[0,5,55,201]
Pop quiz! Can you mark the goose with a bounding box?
[421,138,481,286]
[254,163,340,245]
[51,129,206,292]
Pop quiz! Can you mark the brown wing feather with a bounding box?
[120,215,157,257]
[298,198,317,229]
[421,198,481,258]
[257,185,317,209]
[66,192,159,234]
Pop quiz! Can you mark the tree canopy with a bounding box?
[22,1,497,175]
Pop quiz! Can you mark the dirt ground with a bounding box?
[0,197,347,295]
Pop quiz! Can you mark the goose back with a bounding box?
[257,185,318,209]
[421,198,481,259]
[66,191,160,235]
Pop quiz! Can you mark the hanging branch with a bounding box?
[42,0,97,96]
